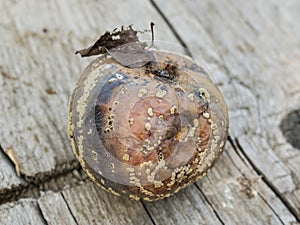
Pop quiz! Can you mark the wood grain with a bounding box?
[143,184,223,225]
[153,0,300,219]
[197,145,293,224]
[38,192,77,225]
[0,0,177,181]
[60,182,153,225]
[0,150,26,202]
[0,199,46,225]
[0,0,299,224]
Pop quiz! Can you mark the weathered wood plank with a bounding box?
[38,192,77,225]
[0,167,88,206]
[197,145,295,225]
[143,143,297,225]
[225,143,296,224]
[0,149,26,203]
[0,0,178,181]
[1,0,300,224]
[143,184,223,225]
[153,0,300,219]
[60,182,153,225]
[0,198,46,225]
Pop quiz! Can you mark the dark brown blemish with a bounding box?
[34,134,40,143]
[175,87,184,96]
[237,177,257,199]
[23,82,33,86]
[45,87,57,95]
[146,61,179,82]
[1,71,18,80]
[95,105,108,135]
[236,45,245,53]
[280,109,300,150]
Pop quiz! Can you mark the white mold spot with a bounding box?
[103,64,112,70]
[112,35,121,40]
[199,88,210,103]
[169,105,177,114]
[116,73,123,79]
[156,89,167,98]
[147,108,154,117]
[188,93,194,101]
[122,153,130,161]
[128,118,134,125]
[138,88,148,97]
[108,77,117,83]
[145,122,151,131]
[203,112,210,119]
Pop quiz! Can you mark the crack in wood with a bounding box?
[0,146,29,204]
[60,192,79,225]
[225,137,288,224]
[0,167,88,206]
[255,191,285,225]
[234,138,300,222]
[141,200,157,225]
[36,200,50,225]
[24,160,80,184]
[227,136,249,167]
[194,184,225,225]
[0,145,23,178]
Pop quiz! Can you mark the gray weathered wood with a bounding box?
[38,192,77,225]
[0,150,26,202]
[0,0,178,181]
[143,184,223,225]
[0,198,46,225]
[197,145,294,225]
[0,0,299,224]
[60,182,153,225]
[225,143,297,224]
[153,0,300,219]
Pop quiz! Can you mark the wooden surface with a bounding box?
[0,0,299,224]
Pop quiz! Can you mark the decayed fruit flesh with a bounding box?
[68,50,229,201]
